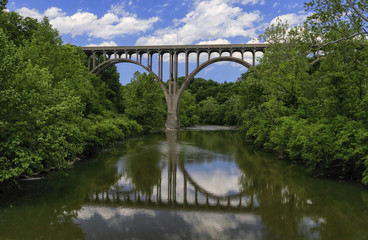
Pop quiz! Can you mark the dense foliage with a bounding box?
[177,77,243,127]
[0,5,145,183]
[122,72,166,131]
[239,21,368,183]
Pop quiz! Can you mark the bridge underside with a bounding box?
[82,44,267,130]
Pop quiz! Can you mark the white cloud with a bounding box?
[197,38,231,45]
[135,0,263,45]
[273,2,280,7]
[247,37,260,43]
[16,7,43,20]
[44,7,65,19]
[288,3,299,9]
[16,5,159,40]
[240,0,265,5]
[86,41,118,47]
[270,13,310,26]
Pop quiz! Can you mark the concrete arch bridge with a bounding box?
[82,44,268,130]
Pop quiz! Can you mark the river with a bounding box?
[0,130,367,240]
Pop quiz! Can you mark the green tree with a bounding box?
[199,96,221,124]
[122,72,166,131]
[99,65,124,113]
[178,91,199,127]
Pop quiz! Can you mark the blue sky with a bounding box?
[7,0,310,84]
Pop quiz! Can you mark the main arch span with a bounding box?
[82,44,268,130]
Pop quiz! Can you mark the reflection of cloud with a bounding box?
[178,212,262,240]
[77,206,155,221]
[185,160,242,196]
[75,206,263,239]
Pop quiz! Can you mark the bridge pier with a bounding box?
[165,93,180,131]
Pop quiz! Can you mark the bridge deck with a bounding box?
[82,43,268,53]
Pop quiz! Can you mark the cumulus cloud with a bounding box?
[196,38,231,45]
[86,41,118,47]
[240,0,265,5]
[135,0,263,45]
[16,4,159,39]
[270,13,310,26]
[16,7,43,20]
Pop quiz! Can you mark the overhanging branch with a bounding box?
[319,31,367,49]
[347,0,368,24]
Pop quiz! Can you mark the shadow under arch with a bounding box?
[178,56,252,99]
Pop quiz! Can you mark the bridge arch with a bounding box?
[177,56,252,100]
[90,58,169,95]
[83,44,267,130]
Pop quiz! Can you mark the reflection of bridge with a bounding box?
[86,131,257,213]
[86,164,257,214]
[82,44,267,130]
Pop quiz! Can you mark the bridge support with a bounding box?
[165,94,180,130]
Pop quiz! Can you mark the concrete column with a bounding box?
[196,51,200,68]
[147,53,150,69]
[160,53,163,80]
[185,52,189,79]
[92,52,96,68]
[253,49,256,67]
[158,53,162,81]
[174,51,178,94]
[165,93,180,130]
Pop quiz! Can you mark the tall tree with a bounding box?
[122,72,166,131]
[305,0,368,48]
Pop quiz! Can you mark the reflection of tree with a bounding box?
[0,207,85,240]
[235,143,316,239]
[0,142,129,240]
[125,147,162,195]
[234,136,368,240]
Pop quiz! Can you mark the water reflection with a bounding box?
[1,131,368,240]
[87,131,253,211]
[79,131,368,240]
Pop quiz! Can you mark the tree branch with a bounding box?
[319,31,367,49]
[347,0,368,24]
